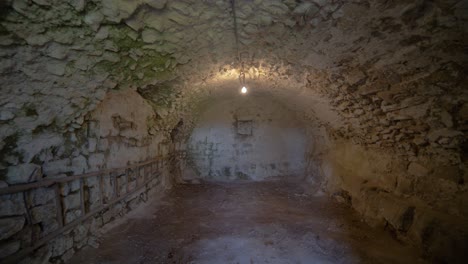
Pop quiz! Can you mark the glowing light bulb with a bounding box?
[241,86,247,94]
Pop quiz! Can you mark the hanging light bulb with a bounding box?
[239,64,247,94]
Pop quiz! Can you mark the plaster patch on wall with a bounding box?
[236,120,253,136]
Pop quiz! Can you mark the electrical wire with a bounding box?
[230,0,246,86]
[230,0,240,61]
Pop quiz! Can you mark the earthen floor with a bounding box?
[69,181,425,264]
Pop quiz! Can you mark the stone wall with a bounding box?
[317,139,468,263]
[187,94,309,181]
[15,165,171,264]
[0,89,176,263]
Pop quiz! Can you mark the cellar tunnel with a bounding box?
[0,0,467,263]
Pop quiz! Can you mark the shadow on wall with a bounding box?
[185,94,310,182]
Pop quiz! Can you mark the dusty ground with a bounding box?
[69,181,426,264]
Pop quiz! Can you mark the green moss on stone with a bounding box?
[93,60,118,73]
[117,36,144,51]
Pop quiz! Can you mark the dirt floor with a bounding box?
[69,181,426,264]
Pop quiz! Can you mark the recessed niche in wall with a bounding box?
[237,120,253,136]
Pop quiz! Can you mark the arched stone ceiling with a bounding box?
[0,2,467,261]
[0,0,466,160]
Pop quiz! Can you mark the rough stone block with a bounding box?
[0,240,21,258]
[407,162,429,177]
[71,155,88,174]
[94,27,109,41]
[49,235,73,257]
[69,180,81,192]
[293,2,318,15]
[0,193,26,216]
[43,159,71,177]
[31,204,57,224]
[426,128,463,142]
[41,218,59,236]
[88,138,97,153]
[345,69,366,86]
[144,0,167,9]
[84,11,104,30]
[60,183,70,196]
[0,216,25,240]
[376,195,415,232]
[87,187,101,208]
[0,110,15,121]
[0,181,7,188]
[127,197,140,211]
[69,0,85,11]
[102,210,113,224]
[397,103,429,119]
[6,163,41,184]
[65,209,82,224]
[73,224,89,243]
[46,42,68,59]
[88,153,105,170]
[395,175,413,195]
[28,187,55,206]
[46,60,67,76]
[63,192,81,211]
[97,138,109,152]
